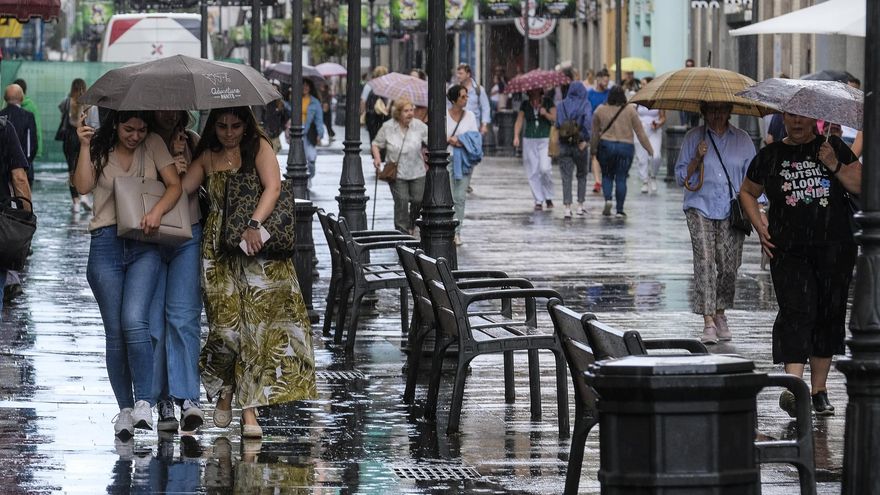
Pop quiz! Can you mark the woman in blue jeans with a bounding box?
[589,86,653,217]
[147,110,205,433]
[72,110,181,439]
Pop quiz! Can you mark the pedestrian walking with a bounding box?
[59,79,93,214]
[674,102,756,344]
[513,88,556,210]
[554,81,592,218]
[320,83,335,143]
[146,110,205,433]
[370,96,428,234]
[456,63,491,194]
[362,66,390,144]
[587,69,611,193]
[634,79,666,195]
[300,79,324,184]
[0,113,32,316]
[12,79,42,168]
[446,84,481,246]
[590,86,653,218]
[184,106,317,439]
[72,110,183,438]
[261,83,290,153]
[740,112,861,417]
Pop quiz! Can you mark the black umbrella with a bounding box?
[264,62,327,87]
[80,55,282,110]
[800,69,855,83]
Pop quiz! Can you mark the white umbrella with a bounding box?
[736,78,864,130]
[729,0,865,38]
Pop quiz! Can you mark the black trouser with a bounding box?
[62,131,80,199]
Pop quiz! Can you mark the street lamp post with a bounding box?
[369,0,376,69]
[250,0,261,70]
[838,3,880,493]
[284,0,319,323]
[337,0,369,230]
[417,0,457,267]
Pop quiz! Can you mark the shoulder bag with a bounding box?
[708,132,752,236]
[115,144,193,246]
[221,167,296,257]
[0,197,37,271]
[378,125,409,183]
[54,99,69,142]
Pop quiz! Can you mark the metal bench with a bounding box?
[415,252,570,437]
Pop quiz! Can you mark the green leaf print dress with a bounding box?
[199,169,317,409]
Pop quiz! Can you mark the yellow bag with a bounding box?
[548,126,560,158]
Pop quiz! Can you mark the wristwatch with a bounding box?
[247,218,261,230]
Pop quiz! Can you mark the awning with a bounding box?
[729,0,864,38]
[0,0,62,22]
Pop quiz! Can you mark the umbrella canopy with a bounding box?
[80,55,281,110]
[736,78,863,130]
[609,57,655,73]
[369,72,428,107]
[0,0,60,21]
[629,67,776,117]
[504,69,571,94]
[315,62,347,77]
[264,62,327,87]
[801,70,855,83]
[729,0,864,37]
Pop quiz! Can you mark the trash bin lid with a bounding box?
[592,354,755,376]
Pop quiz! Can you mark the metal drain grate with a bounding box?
[392,465,482,481]
[316,370,367,381]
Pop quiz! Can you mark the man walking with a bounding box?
[587,69,611,193]
[456,64,491,193]
[0,114,32,314]
[1,84,37,181]
[13,79,42,168]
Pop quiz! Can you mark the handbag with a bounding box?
[378,126,408,183]
[114,144,193,246]
[54,99,69,142]
[221,171,296,257]
[0,197,37,271]
[708,132,752,236]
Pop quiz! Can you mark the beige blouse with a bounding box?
[590,104,653,157]
[89,132,175,231]
[372,119,428,181]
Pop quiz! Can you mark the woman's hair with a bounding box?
[90,110,150,178]
[303,78,316,96]
[192,106,269,174]
[447,84,465,104]
[410,69,427,80]
[606,86,628,106]
[372,65,389,79]
[69,78,87,122]
[147,110,192,150]
[392,96,414,121]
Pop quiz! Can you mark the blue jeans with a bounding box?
[448,168,472,234]
[87,225,162,409]
[150,222,203,405]
[304,138,318,178]
[597,140,635,213]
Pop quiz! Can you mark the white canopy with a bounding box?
[729,0,865,38]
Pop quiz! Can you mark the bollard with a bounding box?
[586,354,765,494]
[664,125,688,182]
[494,110,517,156]
[294,199,320,323]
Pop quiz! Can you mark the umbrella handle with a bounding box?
[685,163,704,192]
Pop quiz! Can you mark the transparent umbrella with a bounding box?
[736,78,863,129]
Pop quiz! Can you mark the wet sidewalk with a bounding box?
[0,150,845,493]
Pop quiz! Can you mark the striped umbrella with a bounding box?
[369,72,428,107]
[630,67,776,116]
[504,69,571,94]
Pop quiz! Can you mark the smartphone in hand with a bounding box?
[239,226,271,255]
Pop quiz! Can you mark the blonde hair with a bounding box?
[391,96,414,122]
[372,66,389,79]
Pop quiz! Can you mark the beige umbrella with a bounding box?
[630,67,776,117]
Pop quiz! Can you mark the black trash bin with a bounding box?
[664,125,688,182]
[494,110,517,156]
[587,354,765,494]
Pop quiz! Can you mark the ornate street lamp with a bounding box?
[417,0,457,266]
[337,0,369,230]
[250,0,261,70]
[838,3,880,492]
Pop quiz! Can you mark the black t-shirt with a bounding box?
[746,135,857,247]
[0,117,28,204]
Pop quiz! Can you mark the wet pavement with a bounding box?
[0,139,847,493]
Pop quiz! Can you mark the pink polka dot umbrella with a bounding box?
[503,69,571,94]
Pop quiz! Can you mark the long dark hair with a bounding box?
[146,110,192,148]
[606,86,628,106]
[192,106,269,174]
[90,110,150,178]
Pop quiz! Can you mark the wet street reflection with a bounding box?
[0,159,845,494]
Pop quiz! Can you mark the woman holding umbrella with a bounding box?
[740,112,861,416]
[675,101,756,345]
[513,87,557,210]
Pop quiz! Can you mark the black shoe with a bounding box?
[3,283,22,303]
[545,200,554,209]
[812,391,835,416]
[156,400,179,432]
[778,390,797,418]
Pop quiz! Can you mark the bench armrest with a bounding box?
[456,278,534,290]
[642,338,708,354]
[353,239,421,254]
[452,269,510,279]
[352,229,412,237]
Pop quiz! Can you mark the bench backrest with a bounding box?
[547,299,598,412]
[316,209,343,271]
[415,252,469,342]
[397,245,435,328]
[584,319,648,361]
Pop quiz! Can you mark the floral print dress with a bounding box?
[199,169,317,409]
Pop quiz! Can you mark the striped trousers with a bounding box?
[685,208,745,315]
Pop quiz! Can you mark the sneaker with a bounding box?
[181,399,205,432]
[156,400,179,432]
[534,203,543,211]
[545,200,554,209]
[700,325,719,345]
[564,208,572,219]
[602,201,612,216]
[113,408,134,439]
[131,400,153,430]
[649,177,658,194]
[714,314,731,341]
[453,234,463,246]
[779,390,797,418]
[593,182,601,193]
[641,182,649,194]
[615,211,627,218]
[812,391,835,416]
[3,283,23,303]
[576,205,586,216]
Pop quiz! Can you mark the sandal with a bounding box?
[213,386,233,428]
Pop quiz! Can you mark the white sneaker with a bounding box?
[131,400,153,430]
[641,182,649,194]
[564,208,573,219]
[649,177,658,194]
[113,408,134,438]
[453,234,463,246]
[576,205,586,216]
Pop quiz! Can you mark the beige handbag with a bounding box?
[115,144,192,246]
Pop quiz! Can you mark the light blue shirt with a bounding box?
[675,124,756,220]
[464,78,492,125]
